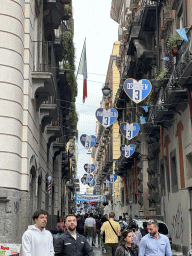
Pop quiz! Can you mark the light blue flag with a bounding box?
[176,28,188,42]
[163,57,169,61]
[140,116,146,125]
[142,106,148,112]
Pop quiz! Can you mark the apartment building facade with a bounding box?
[0,0,78,243]
[98,0,192,254]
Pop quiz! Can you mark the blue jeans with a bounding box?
[87,236,93,247]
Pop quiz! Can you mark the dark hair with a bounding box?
[129,220,138,230]
[143,222,148,228]
[119,216,123,220]
[119,229,133,246]
[32,209,48,221]
[109,212,115,218]
[65,214,76,220]
[90,213,93,217]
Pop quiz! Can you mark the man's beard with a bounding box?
[150,230,157,237]
[68,226,76,231]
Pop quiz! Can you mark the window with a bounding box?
[186,152,192,180]
[170,149,178,193]
[177,6,184,29]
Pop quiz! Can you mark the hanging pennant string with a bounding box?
[57,65,192,81]
[59,100,188,111]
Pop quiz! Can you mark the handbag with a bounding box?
[108,221,120,241]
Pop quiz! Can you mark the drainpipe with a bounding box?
[187,88,192,126]
[134,158,139,195]
[160,125,166,158]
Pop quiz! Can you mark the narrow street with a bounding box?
[93,246,105,256]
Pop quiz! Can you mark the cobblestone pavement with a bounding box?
[93,245,106,256]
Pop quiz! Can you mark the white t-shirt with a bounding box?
[85,217,96,227]
[71,234,77,240]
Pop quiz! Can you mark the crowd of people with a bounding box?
[20,209,172,256]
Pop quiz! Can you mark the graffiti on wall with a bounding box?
[14,201,19,214]
[171,204,184,243]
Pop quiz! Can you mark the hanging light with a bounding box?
[102,83,111,96]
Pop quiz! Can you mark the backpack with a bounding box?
[96,219,101,230]
[77,218,85,230]
[119,220,125,231]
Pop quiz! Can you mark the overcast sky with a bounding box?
[73,0,119,193]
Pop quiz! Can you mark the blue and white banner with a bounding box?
[176,28,188,42]
[140,116,146,125]
[96,181,100,185]
[80,134,97,149]
[104,180,112,187]
[142,106,148,112]
[81,177,87,185]
[83,173,93,182]
[95,108,118,128]
[124,78,152,103]
[107,174,117,183]
[120,123,140,140]
[84,164,95,173]
[88,180,96,187]
[76,194,105,202]
[120,144,135,158]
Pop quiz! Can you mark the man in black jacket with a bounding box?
[54,214,94,256]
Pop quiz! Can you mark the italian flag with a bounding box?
[78,39,87,103]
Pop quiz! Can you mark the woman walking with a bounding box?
[115,230,138,256]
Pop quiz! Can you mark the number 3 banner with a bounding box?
[120,122,140,140]
[80,134,97,149]
[120,144,135,158]
[95,108,118,128]
[123,78,152,103]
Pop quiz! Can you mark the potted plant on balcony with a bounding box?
[167,33,182,56]
[64,5,72,20]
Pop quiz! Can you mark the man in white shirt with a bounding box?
[84,213,96,247]
[21,209,54,256]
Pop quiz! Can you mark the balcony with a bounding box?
[40,97,57,132]
[147,178,158,188]
[32,41,57,110]
[139,0,156,32]
[44,0,65,29]
[147,83,188,127]
[147,161,157,174]
[115,155,134,176]
[171,28,192,87]
[148,192,160,203]
[62,166,70,179]
[46,124,62,147]
[53,141,65,157]
[126,0,156,54]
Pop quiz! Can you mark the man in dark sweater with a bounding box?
[54,214,94,256]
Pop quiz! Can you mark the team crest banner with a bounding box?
[76,194,105,202]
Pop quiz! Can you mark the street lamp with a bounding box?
[102,84,111,96]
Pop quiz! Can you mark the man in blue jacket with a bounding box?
[54,214,94,256]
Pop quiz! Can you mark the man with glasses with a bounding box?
[139,220,172,256]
